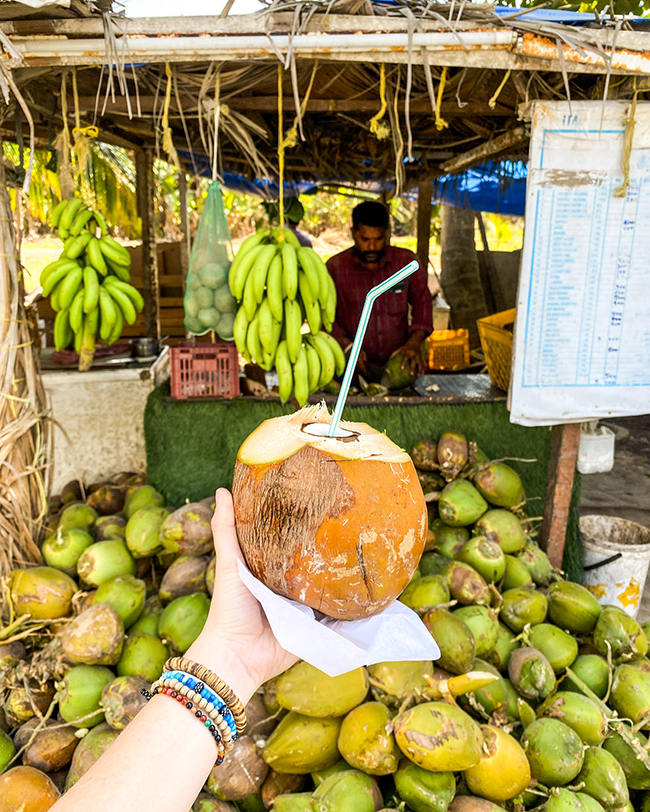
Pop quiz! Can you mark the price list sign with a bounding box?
[510,101,650,426]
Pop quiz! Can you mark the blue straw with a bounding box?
[328,260,420,437]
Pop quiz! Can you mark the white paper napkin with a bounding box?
[238,561,440,677]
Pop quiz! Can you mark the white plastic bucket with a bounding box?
[577,424,615,474]
[580,514,650,618]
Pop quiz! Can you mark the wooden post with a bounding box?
[416,182,432,272]
[539,423,581,569]
[178,168,190,292]
[136,148,159,338]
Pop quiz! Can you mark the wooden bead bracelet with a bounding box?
[152,676,234,746]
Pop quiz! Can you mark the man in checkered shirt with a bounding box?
[327,201,433,381]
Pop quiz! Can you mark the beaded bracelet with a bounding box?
[140,685,226,764]
[158,673,235,742]
[153,676,234,746]
[164,656,247,735]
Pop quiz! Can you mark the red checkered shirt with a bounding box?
[326,245,433,367]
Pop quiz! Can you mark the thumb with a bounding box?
[211,488,245,573]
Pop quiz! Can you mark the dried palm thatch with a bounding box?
[0,158,49,576]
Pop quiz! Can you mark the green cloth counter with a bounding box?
[144,382,582,580]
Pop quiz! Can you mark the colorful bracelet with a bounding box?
[164,656,247,735]
[141,685,225,764]
[153,676,234,746]
[158,672,235,741]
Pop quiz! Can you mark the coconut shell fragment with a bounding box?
[232,405,427,620]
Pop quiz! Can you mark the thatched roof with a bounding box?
[1,0,648,191]
[0,0,111,21]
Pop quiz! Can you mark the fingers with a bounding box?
[211,488,245,571]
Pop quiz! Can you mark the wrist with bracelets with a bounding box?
[141,656,247,763]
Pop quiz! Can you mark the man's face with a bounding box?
[353,224,387,265]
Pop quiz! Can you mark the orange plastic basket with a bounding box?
[423,329,470,371]
[170,343,240,400]
[477,308,516,392]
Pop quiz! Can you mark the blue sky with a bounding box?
[122,0,263,16]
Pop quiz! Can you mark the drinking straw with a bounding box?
[328,260,420,437]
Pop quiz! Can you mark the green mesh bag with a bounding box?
[184,181,236,340]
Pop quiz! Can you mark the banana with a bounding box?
[70,209,95,237]
[107,305,124,345]
[62,236,76,257]
[321,308,332,333]
[246,311,263,365]
[230,244,265,301]
[325,273,337,324]
[276,227,301,250]
[83,267,100,314]
[103,277,144,312]
[58,265,83,311]
[252,244,278,304]
[257,298,275,355]
[298,272,321,335]
[308,333,335,387]
[270,316,282,363]
[319,331,346,376]
[284,299,303,364]
[304,342,322,394]
[74,318,84,354]
[50,200,69,229]
[50,281,63,312]
[69,289,85,334]
[80,307,99,366]
[228,229,270,289]
[105,258,130,282]
[92,211,108,237]
[54,309,73,351]
[308,249,332,310]
[40,258,79,288]
[265,254,284,322]
[233,306,249,356]
[281,243,298,301]
[66,232,93,260]
[42,264,77,298]
[297,247,321,301]
[59,198,86,232]
[242,268,258,321]
[87,238,108,276]
[98,287,119,341]
[99,236,131,266]
[104,283,136,325]
[293,346,309,407]
[275,340,293,404]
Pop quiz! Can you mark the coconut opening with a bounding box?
[301,422,357,440]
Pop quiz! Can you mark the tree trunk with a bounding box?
[440,205,488,348]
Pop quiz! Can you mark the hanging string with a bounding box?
[283,60,318,150]
[368,64,390,141]
[277,64,285,230]
[614,77,639,199]
[489,69,511,110]
[161,62,180,169]
[55,70,75,199]
[71,67,98,202]
[435,66,449,131]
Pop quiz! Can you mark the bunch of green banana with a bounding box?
[42,198,142,354]
[229,227,341,405]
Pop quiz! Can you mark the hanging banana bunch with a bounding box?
[41,198,144,369]
[228,227,344,406]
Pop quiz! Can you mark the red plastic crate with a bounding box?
[169,343,240,400]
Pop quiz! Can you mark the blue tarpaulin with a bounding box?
[433,161,527,216]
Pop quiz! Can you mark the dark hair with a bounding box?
[352,201,389,230]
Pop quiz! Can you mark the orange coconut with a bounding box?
[232,404,427,620]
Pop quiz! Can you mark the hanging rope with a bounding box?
[71,68,97,202]
[489,69,511,110]
[368,64,390,141]
[614,77,639,199]
[54,71,74,199]
[277,64,285,230]
[283,60,318,150]
[435,66,449,131]
[161,62,180,169]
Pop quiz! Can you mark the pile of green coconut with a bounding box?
[2,433,650,812]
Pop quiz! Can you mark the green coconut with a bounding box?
[438,480,488,527]
[311,770,381,812]
[337,701,400,775]
[5,683,55,725]
[527,623,578,673]
[501,555,533,590]
[10,566,77,619]
[273,794,312,812]
[428,521,470,556]
[59,603,125,666]
[58,664,114,728]
[42,529,94,576]
[59,502,98,532]
[116,631,168,682]
[473,463,525,508]
[487,622,519,672]
[77,539,136,587]
[458,536,505,583]
[0,729,16,772]
[128,594,163,637]
[435,560,491,607]
[516,541,554,587]
[545,790,605,812]
[262,712,342,773]
[381,353,417,390]
[94,515,127,541]
[547,581,602,634]
[393,701,483,772]
[458,659,509,719]
[594,605,648,664]
[158,555,209,602]
[123,484,165,518]
[312,759,352,787]
[157,592,210,652]
[436,430,469,480]
[508,647,555,702]
[521,718,584,787]
[609,663,650,726]
[541,691,607,746]
[576,747,629,809]
[394,759,455,812]
[125,506,170,558]
[65,723,120,789]
[159,503,214,556]
[603,729,650,790]
[422,609,475,675]
[366,661,435,708]
[499,587,547,633]
[448,800,507,812]
[399,575,450,615]
[276,662,368,718]
[99,675,149,730]
[563,654,610,699]
[474,509,527,554]
[453,606,499,659]
[411,440,438,471]
[93,574,146,628]
[86,485,125,516]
